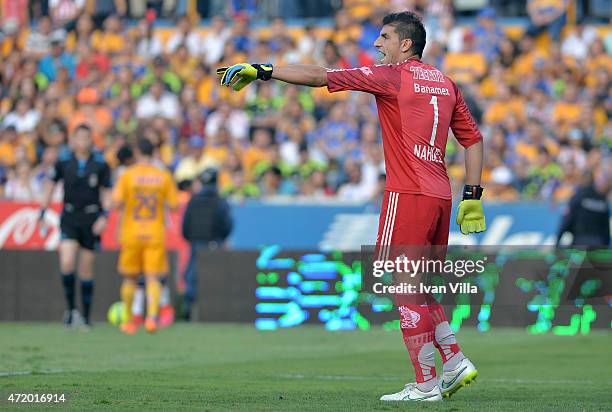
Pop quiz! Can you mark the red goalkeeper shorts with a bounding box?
[376,191,452,261]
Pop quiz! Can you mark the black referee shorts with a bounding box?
[60,213,100,251]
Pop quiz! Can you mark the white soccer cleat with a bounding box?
[63,309,83,329]
[438,358,478,398]
[380,383,442,401]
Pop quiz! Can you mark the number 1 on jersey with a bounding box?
[429,95,439,146]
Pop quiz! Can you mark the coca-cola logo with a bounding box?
[0,207,60,250]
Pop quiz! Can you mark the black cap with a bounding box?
[199,168,218,185]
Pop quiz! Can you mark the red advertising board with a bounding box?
[0,201,188,251]
[0,201,190,285]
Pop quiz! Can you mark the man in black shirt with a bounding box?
[557,164,610,246]
[39,124,112,329]
[181,168,233,320]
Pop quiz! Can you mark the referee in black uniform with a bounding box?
[39,124,112,329]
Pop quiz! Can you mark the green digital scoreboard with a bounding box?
[246,246,611,334]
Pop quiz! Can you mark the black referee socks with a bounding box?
[61,272,76,312]
[80,280,94,323]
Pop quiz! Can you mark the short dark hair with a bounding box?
[136,138,154,156]
[382,11,426,58]
[116,144,134,165]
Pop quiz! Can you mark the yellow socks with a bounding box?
[146,278,162,319]
[120,280,137,322]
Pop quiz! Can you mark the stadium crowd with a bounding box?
[0,0,610,204]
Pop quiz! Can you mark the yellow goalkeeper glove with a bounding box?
[456,185,486,235]
[216,63,273,91]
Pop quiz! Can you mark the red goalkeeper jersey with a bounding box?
[326,58,482,200]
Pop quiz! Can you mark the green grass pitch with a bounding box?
[1,323,610,411]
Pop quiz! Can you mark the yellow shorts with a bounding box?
[118,242,168,276]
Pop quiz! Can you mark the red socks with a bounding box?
[396,294,466,389]
[427,298,465,371]
[396,295,437,390]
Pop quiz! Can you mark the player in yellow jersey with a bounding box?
[112,138,178,334]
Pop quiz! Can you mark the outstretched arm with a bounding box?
[271,65,328,87]
[218,62,396,95]
[218,63,328,90]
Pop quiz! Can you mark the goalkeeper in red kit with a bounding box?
[218,11,486,402]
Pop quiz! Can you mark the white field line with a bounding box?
[276,374,611,385]
[0,369,65,378]
[3,370,609,386]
